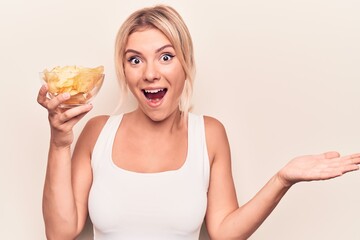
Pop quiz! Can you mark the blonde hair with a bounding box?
[114,5,195,113]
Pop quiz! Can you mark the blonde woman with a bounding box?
[37,5,360,240]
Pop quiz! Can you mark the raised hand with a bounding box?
[37,84,93,148]
[277,151,360,187]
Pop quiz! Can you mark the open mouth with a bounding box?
[142,88,168,102]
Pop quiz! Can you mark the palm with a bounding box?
[278,151,360,187]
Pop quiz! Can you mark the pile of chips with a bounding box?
[42,65,104,96]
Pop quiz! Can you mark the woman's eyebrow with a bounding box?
[124,49,141,55]
[155,44,174,53]
[124,44,174,55]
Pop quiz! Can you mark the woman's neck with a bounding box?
[128,108,186,134]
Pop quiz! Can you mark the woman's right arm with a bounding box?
[37,84,100,239]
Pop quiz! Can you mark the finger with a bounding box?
[60,111,89,131]
[322,151,340,159]
[328,156,360,168]
[326,158,360,174]
[58,104,93,124]
[329,155,360,168]
[37,84,49,107]
[346,157,360,166]
[47,92,71,111]
[50,104,92,133]
[319,170,343,180]
[340,164,359,174]
[341,153,360,162]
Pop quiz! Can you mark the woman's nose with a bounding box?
[144,62,160,82]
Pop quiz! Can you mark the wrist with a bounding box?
[275,170,294,189]
[49,141,72,152]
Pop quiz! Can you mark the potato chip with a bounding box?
[42,65,104,96]
[41,65,104,107]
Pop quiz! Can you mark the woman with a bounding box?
[37,5,360,240]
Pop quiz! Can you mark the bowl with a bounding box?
[40,67,105,108]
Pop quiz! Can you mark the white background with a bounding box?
[0,0,359,239]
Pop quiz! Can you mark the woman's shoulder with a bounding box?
[79,115,110,143]
[203,115,227,135]
[202,115,229,161]
[84,115,110,132]
[83,114,127,137]
[75,115,112,153]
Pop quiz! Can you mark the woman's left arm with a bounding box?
[204,116,360,240]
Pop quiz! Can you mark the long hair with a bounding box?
[114,5,195,113]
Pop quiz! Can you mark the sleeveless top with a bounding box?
[88,113,210,240]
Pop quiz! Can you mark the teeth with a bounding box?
[144,89,164,93]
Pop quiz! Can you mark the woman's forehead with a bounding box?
[125,28,173,52]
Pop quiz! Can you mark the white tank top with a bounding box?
[88,113,210,240]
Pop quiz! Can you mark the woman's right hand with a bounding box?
[37,84,93,148]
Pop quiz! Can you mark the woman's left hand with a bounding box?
[277,151,360,187]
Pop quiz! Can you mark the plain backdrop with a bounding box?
[0,0,359,239]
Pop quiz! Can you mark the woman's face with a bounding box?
[124,28,186,121]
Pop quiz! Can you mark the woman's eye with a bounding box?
[128,57,141,65]
[160,54,174,62]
